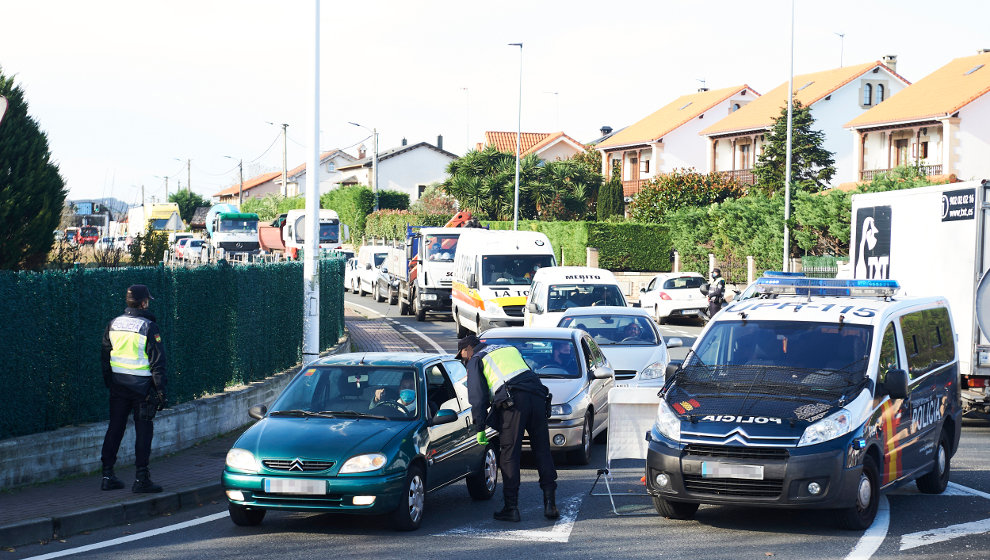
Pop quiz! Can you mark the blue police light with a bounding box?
[754,274,899,297]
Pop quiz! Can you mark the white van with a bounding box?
[451,229,556,336]
[355,245,391,297]
[524,266,627,327]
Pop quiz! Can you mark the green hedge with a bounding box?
[0,258,345,439]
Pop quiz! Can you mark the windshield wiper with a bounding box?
[319,410,391,420]
[539,374,575,379]
[270,409,336,418]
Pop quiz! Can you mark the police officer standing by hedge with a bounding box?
[99,284,167,493]
[459,334,558,522]
[707,267,726,320]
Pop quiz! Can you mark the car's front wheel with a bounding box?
[228,503,266,526]
[567,413,593,465]
[466,444,498,500]
[390,464,426,531]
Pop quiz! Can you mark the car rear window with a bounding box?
[663,276,705,290]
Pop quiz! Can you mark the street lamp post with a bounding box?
[509,42,523,231]
[153,175,170,200]
[348,122,379,212]
[267,122,290,197]
[174,158,191,193]
[224,156,244,208]
[783,0,795,272]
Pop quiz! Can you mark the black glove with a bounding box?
[156,391,168,411]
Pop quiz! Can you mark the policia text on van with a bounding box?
[646,276,962,530]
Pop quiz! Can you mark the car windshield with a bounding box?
[547,284,625,311]
[559,314,658,346]
[679,320,873,396]
[272,366,419,420]
[662,276,705,290]
[218,219,258,233]
[482,254,555,286]
[424,234,458,262]
[481,338,581,378]
[188,240,203,248]
[319,223,340,243]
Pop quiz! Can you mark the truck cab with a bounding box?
[396,227,465,321]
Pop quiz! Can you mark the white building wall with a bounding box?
[379,147,456,202]
[537,143,582,161]
[664,94,753,173]
[955,97,990,181]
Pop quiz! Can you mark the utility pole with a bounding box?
[281,123,288,197]
[302,0,321,366]
[372,128,379,212]
[186,159,191,193]
[237,159,244,208]
[509,42,523,231]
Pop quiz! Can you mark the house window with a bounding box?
[919,141,929,160]
[876,84,885,103]
[863,84,873,106]
[418,185,428,198]
[731,103,741,112]
[326,161,336,172]
[641,160,650,174]
[739,144,750,169]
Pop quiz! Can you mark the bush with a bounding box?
[630,168,747,222]
[322,186,374,241]
[376,190,409,211]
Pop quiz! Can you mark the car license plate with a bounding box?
[676,309,700,316]
[264,478,326,495]
[701,462,764,480]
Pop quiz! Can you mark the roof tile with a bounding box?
[213,171,281,197]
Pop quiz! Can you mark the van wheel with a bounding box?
[454,308,469,338]
[566,413,593,465]
[652,497,699,520]
[916,430,951,494]
[838,455,879,530]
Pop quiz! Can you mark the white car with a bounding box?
[558,306,681,387]
[356,247,390,297]
[183,239,205,262]
[639,272,708,324]
[344,257,361,293]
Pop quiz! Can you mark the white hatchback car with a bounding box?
[558,306,681,387]
[638,272,708,324]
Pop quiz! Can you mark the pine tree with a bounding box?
[0,68,67,270]
[753,99,836,195]
[597,161,624,220]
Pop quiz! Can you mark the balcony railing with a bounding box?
[621,179,649,196]
[860,164,942,181]
[717,169,756,185]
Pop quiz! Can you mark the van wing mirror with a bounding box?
[467,273,477,288]
[882,369,909,399]
[666,359,683,378]
[526,302,539,313]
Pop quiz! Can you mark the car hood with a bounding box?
[598,345,666,372]
[234,416,413,463]
[539,377,587,405]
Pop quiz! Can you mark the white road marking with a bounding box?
[345,301,447,353]
[946,481,990,500]
[900,518,990,551]
[844,495,889,560]
[434,495,582,543]
[20,511,228,560]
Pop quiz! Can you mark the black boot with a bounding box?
[132,467,163,493]
[543,488,559,520]
[101,467,124,491]
[493,496,520,522]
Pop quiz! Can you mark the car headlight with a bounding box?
[798,408,852,447]
[225,448,261,473]
[639,361,666,382]
[550,403,573,417]
[339,453,387,473]
[654,399,681,441]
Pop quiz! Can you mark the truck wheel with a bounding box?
[454,308,469,338]
[415,299,426,322]
[389,287,398,305]
[375,283,386,302]
[399,298,410,315]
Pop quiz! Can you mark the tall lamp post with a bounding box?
[348,121,379,211]
[224,156,244,208]
[782,0,795,272]
[509,42,523,231]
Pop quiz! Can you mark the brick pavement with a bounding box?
[0,305,420,549]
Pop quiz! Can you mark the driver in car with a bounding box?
[370,373,417,413]
[621,322,644,341]
[546,341,576,371]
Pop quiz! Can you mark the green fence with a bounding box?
[801,255,847,279]
[0,258,345,439]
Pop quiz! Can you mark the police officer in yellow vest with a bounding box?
[100,284,167,493]
[459,334,558,522]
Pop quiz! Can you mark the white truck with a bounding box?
[850,179,990,414]
[204,204,260,258]
[257,208,347,260]
[389,226,466,321]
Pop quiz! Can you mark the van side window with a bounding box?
[899,307,954,379]
[878,323,899,384]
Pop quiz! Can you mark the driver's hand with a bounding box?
[374,388,385,402]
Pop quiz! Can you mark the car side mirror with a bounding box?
[526,302,538,313]
[666,337,683,349]
[640,287,646,293]
[430,409,458,426]
[882,369,909,399]
[381,266,388,274]
[365,263,372,270]
[248,404,268,420]
[592,366,612,379]
[666,360,683,378]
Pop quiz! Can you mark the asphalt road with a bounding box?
[11,293,988,560]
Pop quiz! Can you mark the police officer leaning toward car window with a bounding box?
[100,284,168,493]
[459,334,558,522]
[708,268,726,319]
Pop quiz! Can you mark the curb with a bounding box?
[0,482,224,549]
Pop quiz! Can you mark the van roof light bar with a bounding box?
[754,275,899,298]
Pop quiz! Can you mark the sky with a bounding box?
[3,0,989,205]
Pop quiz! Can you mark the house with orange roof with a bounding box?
[478,131,587,161]
[596,85,759,196]
[213,171,281,206]
[845,51,990,183]
[700,56,909,187]
[280,149,358,197]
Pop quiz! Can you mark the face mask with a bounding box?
[399,389,416,405]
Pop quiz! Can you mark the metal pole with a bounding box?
[303,0,321,365]
[281,123,288,197]
[510,42,523,231]
[187,159,191,193]
[783,0,795,272]
[462,87,470,153]
[372,128,379,212]
[237,159,244,208]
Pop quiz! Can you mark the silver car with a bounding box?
[479,327,613,465]
[557,306,682,388]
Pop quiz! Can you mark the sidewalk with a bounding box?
[0,306,421,550]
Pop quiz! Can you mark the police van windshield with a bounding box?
[482,255,555,286]
[685,320,873,383]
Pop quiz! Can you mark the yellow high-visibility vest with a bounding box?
[481,346,530,394]
[108,315,152,377]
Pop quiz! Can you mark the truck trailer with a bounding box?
[850,179,990,414]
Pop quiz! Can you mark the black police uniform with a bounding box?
[708,274,726,318]
[465,341,557,518]
[100,306,167,491]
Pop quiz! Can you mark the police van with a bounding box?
[524,266,627,327]
[646,274,962,529]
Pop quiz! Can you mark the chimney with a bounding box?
[882,55,897,74]
[401,137,407,146]
[358,144,367,159]
[979,48,990,54]
[600,125,613,137]
[698,87,709,92]
[437,134,444,150]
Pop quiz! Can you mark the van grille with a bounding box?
[684,444,789,461]
[683,474,783,497]
[503,305,525,317]
[614,370,637,380]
